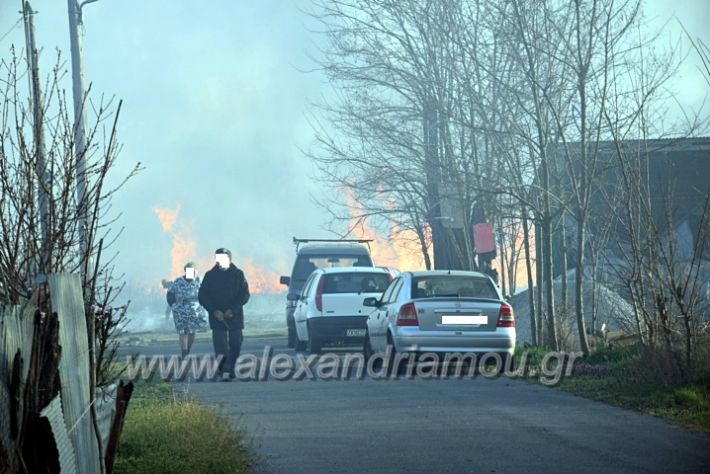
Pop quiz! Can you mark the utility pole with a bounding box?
[67,6,106,474]
[22,1,51,274]
[423,98,450,270]
[67,0,97,282]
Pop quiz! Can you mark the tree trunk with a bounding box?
[522,207,537,346]
[590,250,598,337]
[498,225,507,297]
[575,217,591,355]
[560,214,568,316]
[507,223,518,295]
[423,100,447,269]
[683,313,692,371]
[542,216,558,350]
[535,219,545,346]
[416,224,432,270]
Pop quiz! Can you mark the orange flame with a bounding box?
[153,203,181,232]
[344,192,429,271]
[241,258,285,294]
[153,202,285,293]
[491,221,536,294]
[170,232,198,278]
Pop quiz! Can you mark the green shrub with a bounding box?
[585,344,640,366]
[515,345,548,369]
[519,343,710,432]
[114,384,250,474]
[673,387,702,408]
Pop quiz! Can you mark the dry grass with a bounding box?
[520,342,710,434]
[113,381,251,473]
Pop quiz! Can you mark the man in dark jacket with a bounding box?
[198,248,250,381]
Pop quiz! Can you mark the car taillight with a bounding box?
[396,303,418,326]
[315,277,325,312]
[497,303,515,327]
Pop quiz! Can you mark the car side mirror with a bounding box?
[363,297,380,308]
[280,276,291,285]
[286,293,299,302]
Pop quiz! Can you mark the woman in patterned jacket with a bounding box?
[167,262,207,357]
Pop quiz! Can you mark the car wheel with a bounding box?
[287,322,296,349]
[295,335,306,352]
[387,333,408,376]
[294,326,306,351]
[363,331,374,361]
[307,324,322,354]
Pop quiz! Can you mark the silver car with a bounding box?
[363,270,515,360]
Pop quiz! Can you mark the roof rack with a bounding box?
[292,237,374,252]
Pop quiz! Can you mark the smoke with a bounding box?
[123,307,174,333]
[122,294,285,334]
[344,191,429,271]
[152,200,290,292]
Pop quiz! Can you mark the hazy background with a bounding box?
[1,0,708,311]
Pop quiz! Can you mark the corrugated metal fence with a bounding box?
[1,273,121,474]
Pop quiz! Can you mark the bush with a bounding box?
[515,345,549,369]
[673,387,702,408]
[114,383,250,474]
[547,344,710,432]
[585,344,640,366]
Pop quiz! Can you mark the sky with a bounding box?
[0,0,708,298]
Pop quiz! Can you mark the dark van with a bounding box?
[280,238,374,347]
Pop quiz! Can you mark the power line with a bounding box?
[0,18,23,43]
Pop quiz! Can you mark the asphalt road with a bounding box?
[120,336,710,473]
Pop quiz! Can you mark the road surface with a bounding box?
[119,336,710,473]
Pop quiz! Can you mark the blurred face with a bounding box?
[216,253,231,269]
[185,267,195,280]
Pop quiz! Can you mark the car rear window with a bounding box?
[292,254,373,284]
[411,276,498,299]
[322,272,390,294]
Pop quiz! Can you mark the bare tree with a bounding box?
[0,51,138,306]
[495,0,575,350]
[307,0,705,358]
[306,0,438,265]
[308,0,515,271]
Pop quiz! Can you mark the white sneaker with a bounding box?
[221,372,231,382]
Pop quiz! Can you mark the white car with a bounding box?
[293,267,393,353]
[363,270,515,361]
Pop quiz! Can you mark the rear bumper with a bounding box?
[308,316,368,343]
[392,327,515,355]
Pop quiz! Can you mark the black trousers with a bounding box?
[211,323,243,375]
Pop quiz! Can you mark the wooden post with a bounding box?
[104,381,134,474]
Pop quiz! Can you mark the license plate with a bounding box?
[346,329,366,337]
[441,315,488,325]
